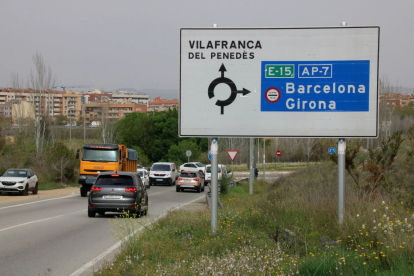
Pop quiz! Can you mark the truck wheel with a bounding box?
[80,187,87,197]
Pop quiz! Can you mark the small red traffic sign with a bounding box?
[276,150,281,156]
[227,150,239,161]
[265,87,281,103]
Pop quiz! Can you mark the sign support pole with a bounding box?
[211,138,218,232]
[249,138,254,195]
[337,21,348,224]
[263,138,265,180]
[210,22,219,233]
[338,138,346,224]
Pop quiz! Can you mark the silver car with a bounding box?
[88,172,149,217]
[137,169,149,188]
[0,169,38,196]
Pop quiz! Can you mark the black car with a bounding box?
[88,171,149,218]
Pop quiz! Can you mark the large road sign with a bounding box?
[180,27,379,138]
[227,150,239,161]
[186,150,192,157]
[276,150,281,156]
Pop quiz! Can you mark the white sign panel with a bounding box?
[180,27,379,138]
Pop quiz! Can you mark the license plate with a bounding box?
[181,185,194,188]
[104,195,122,199]
[183,180,191,182]
[156,179,163,181]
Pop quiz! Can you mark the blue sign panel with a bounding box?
[208,152,211,160]
[328,147,336,155]
[261,60,370,112]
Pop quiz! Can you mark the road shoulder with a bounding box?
[0,187,79,204]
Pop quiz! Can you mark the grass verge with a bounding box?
[95,162,414,275]
[229,161,320,172]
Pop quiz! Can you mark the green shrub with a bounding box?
[46,142,76,183]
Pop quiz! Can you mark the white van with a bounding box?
[149,162,178,186]
[204,164,227,184]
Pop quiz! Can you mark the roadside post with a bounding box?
[179,23,379,229]
[263,138,265,180]
[186,150,192,162]
[211,138,218,232]
[249,138,254,195]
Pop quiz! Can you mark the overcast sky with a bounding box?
[1,0,413,93]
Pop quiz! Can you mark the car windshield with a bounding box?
[137,171,144,177]
[206,166,221,173]
[152,164,170,171]
[82,149,118,162]
[95,175,133,186]
[196,163,205,167]
[180,172,197,177]
[3,170,27,178]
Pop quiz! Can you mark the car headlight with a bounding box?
[18,181,25,183]
[166,172,171,176]
[79,175,87,179]
[150,173,154,176]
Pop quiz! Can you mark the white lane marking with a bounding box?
[0,209,86,233]
[0,193,77,210]
[69,195,206,276]
[147,189,175,196]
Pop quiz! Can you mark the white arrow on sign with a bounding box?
[227,150,239,161]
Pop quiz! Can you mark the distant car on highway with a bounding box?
[179,162,205,174]
[204,164,227,185]
[176,171,205,193]
[149,162,177,186]
[0,169,38,196]
[137,169,149,188]
[137,164,143,169]
[88,171,149,217]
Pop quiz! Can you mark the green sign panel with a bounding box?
[265,64,294,78]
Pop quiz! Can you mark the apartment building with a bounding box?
[148,96,179,112]
[84,102,147,125]
[111,91,149,105]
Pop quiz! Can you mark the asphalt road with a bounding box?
[0,185,207,276]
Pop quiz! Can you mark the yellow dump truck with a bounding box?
[76,143,138,197]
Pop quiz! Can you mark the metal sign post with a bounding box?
[186,150,192,162]
[263,138,265,180]
[338,138,346,223]
[249,138,254,194]
[211,138,218,232]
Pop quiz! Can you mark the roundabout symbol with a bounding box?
[208,63,251,115]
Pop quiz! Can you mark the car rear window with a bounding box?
[206,166,221,173]
[95,175,134,186]
[180,172,197,177]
